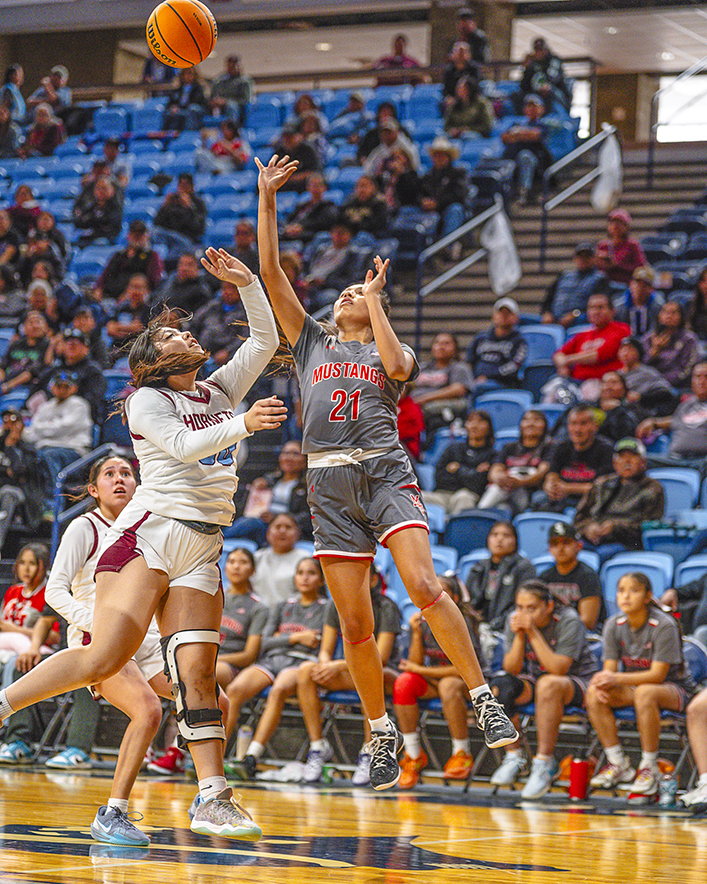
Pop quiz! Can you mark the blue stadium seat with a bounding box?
[494,427,520,450]
[244,99,282,129]
[600,552,674,617]
[425,503,446,538]
[533,402,566,428]
[514,512,573,561]
[646,468,701,516]
[522,325,564,362]
[415,462,435,491]
[458,549,491,584]
[131,106,164,137]
[474,390,534,432]
[430,545,459,574]
[209,193,257,221]
[93,107,129,138]
[130,156,163,179]
[129,139,164,156]
[674,554,707,587]
[642,527,696,566]
[522,361,556,402]
[443,509,507,558]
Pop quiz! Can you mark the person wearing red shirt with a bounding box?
[397,384,425,462]
[554,292,630,397]
[595,208,647,285]
[0,542,55,655]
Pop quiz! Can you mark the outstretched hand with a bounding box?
[361,255,390,300]
[244,397,288,434]
[201,247,256,287]
[255,154,299,193]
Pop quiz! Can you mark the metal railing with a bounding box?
[538,123,618,270]
[647,56,707,188]
[413,196,504,353]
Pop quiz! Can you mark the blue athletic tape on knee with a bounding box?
[161,630,225,742]
[421,591,444,612]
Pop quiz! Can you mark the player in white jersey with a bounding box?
[45,454,186,847]
[255,154,518,792]
[0,254,285,841]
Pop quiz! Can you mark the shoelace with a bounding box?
[304,750,326,775]
[108,809,145,834]
[473,694,506,730]
[367,731,398,775]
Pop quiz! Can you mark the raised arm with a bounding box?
[364,255,415,381]
[255,155,307,345]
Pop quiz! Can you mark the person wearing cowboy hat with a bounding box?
[443,75,495,139]
[419,136,468,244]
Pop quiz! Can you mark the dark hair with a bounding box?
[568,403,597,422]
[658,298,686,330]
[516,579,554,605]
[602,370,628,397]
[127,306,210,390]
[616,571,666,616]
[520,408,548,439]
[486,519,518,550]
[466,408,495,446]
[296,555,327,597]
[14,542,50,583]
[221,119,240,138]
[226,546,256,570]
[68,453,136,507]
[3,64,21,85]
[375,101,399,123]
[688,266,707,325]
[439,572,466,603]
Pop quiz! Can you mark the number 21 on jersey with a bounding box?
[329,389,361,422]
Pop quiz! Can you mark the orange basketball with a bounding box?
[146,0,217,69]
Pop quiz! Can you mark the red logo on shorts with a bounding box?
[410,492,424,514]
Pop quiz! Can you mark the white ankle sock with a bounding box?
[698,773,707,787]
[311,739,328,752]
[368,714,391,733]
[107,798,129,814]
[0,690,14,721]
[247,741,265,759]
[605,744,625,766]
[452,738,470,755]
[199,776,228,801]
[639,751,658,770]
[402,732,421,759]
[469,684,491,702]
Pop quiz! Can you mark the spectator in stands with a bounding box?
[442,42,480,111]
[444,76,495,139]
[0,544,53,656]
[398,383,425,462]
[0,311,51,399]
[340,175,388,237]
[0,408,45,538]
[34,327,106,423]
[573,437,664,563]
[250,513,304,606]
[25,277,58,332]
[70,307,109,369]
[328,91,374,142]
[0,210,21,275]
[18,210,66,288]
[539,404,614,511]
[617,335,677,417]
[538,522,603,630]
[688,266,707,341]
[637,362,707,469]
[71,176,122,247]
[279,251,309,308]
[154,172,207,244]
[466,522,536,631]
[95,219,164,301]
[416,136,468,244]
[554,292,631,398]
[593,371,646,443]
[587,571,695,800]
[105,273,153,358]
[518,38,572,113]
[363,118,420,178]
[27,64,71,114]
[643,300,701,391]
[392,573,477,789]
[356,101,411,164]
[225,441,311,546]
[224,557,328,776]
[467,297,528,393]
[286,93,328,133]
[0,105,20,159]
[424,408,495,514]
[208,54,252,125]
[374,33,425,86]
[77,159,114,203]
[8,184,40,239]
[196,119,250,174]
[1,64,26,124]
[381,147,420,212]
[100,138,131,189]
[229,219,259,275]
[541,242,606,327]
[157,251,211,316]
[455,8,489,64]
[303,219,358,311]
[281,173,338,244]
[412,332,474,437]
[489,579,598,798]
[271,124,321,193]
[189,279,246,367]
[141,56,176,87]
[479,408,551,514]
[298,112,329,167]
[612,266,664,336]
[23,368,92,491]
[163,66,208,131]
[501,94,557,205]
[595,209,647,285]
[661,572,707,639]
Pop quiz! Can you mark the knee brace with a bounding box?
[393,671,429,706]
[490,673,526,716]
[161,630,225,743]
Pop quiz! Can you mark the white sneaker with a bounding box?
[521,757,559,800]
[629,766,659,795]
[352,749,372,786]
[302,740,333,783]
[490,752,527,787]
[590,757,636,790]
[680,780,707,812]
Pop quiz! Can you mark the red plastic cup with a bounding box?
[569,758,589,800]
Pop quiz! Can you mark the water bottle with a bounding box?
[658,771,679,807]
[236,725,253,761]
[568,757,589,801]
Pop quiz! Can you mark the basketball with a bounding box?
[146,0,217,68]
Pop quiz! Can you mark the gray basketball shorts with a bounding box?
[307,448,429,559]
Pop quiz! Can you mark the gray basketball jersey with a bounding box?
[292,314,419,453]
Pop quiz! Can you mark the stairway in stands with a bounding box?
[394,142,706,356]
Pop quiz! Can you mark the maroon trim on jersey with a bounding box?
[204,378,227,396]
[155,389,175,404]
[314,550,375,562]
[379,521,430,547]
[95,511,150,575]
[130,431,146,440]
[81,515,100,561]
[180,383,212,404]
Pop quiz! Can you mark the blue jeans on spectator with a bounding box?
[39,447,82,496]
[221,516,267,547]
[516,149,539,194]
[441,202,465,239]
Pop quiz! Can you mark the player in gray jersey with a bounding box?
[490,580,599,798]
[587,572,696,802]
[254,154,518,791]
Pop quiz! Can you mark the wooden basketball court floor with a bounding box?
[0,766,705,884]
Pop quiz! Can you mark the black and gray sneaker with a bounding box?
[472,692,519,749]
[225,753,257,781]
[368,726,404,791]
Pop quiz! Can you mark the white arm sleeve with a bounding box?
[208,277,279,408]
[44,518,96,633]
[128,390,252,464]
